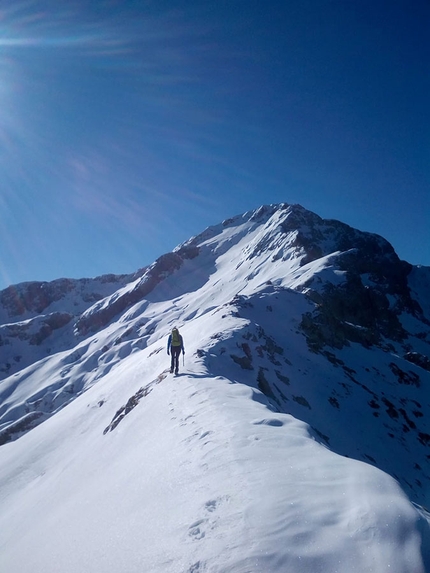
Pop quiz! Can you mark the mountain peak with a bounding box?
[1,203,429,572]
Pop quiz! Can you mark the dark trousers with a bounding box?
[170,346,181,373]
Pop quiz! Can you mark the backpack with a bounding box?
[171,328,181,346]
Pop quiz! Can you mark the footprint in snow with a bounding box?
[179,414,195,427]
[205,498,220,513]
[188,519,207,540]
[188,497,229,541]
[182,430,200,444]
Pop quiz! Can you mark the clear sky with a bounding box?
[0,0,429,290]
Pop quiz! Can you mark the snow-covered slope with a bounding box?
[0,203,429,572]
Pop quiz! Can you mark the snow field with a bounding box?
[0,346,428,572]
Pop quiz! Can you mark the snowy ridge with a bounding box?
[0,203,429,572]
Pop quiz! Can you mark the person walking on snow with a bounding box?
[167,327,185,374]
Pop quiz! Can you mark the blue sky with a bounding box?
[0,0,429,290]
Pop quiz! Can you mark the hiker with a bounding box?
[167,327,185,374]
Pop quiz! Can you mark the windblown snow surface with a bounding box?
[0,204,429,572]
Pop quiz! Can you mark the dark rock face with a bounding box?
[404,352,430,373]
[301,274,407,351]
[0,279,76,317]
[287,210,424,353]
[0,412,46,446]
[2,312,73,344]
[103,370,170,434]
[76,246,200,335]
[29,313,73,345]
[0,312,75,377]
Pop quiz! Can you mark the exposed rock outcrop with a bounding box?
[76,246,199,335]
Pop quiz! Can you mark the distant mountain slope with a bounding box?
[0,270,148,379]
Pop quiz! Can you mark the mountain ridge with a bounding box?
[0,202,429,572]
